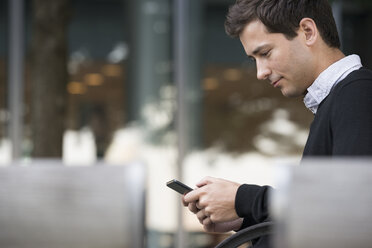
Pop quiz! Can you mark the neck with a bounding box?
[314,47,345,78]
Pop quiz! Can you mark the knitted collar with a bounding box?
[303,54,363,114]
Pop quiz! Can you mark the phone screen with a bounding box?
[166,179,193,194]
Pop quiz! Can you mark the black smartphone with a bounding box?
[166,179,193,194]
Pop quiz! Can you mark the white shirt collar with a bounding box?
[304,54,363,114]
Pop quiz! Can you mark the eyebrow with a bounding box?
[251,44,271,56]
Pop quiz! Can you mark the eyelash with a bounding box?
[248,50,271,62]
[261,51,270,57]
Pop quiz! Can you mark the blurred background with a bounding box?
[0,0,372,247]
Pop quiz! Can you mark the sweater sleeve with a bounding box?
[235,184,271,230]
[332,79,372,155]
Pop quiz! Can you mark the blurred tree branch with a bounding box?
[30,0,71,157]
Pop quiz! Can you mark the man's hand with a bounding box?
[182,196,199,214]
[201,218,244,233]
[183,177,241,224]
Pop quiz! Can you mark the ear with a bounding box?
[299,18,318,46]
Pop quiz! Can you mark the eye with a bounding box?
[261,50,271,57]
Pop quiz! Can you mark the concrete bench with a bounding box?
[273,158,372,248]
[0,160,146,248]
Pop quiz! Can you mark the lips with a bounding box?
[271,77,282,87]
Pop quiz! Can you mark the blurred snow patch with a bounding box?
[63,128,97,166]
[0,139,12,166]
[104,126,144,164]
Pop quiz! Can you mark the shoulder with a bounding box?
[327,68,372,120]
[340,67,372,84]
[333,67,372,99]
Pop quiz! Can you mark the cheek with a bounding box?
[271,59,288,76]
[286,52,309,80]
[270,49,292,74]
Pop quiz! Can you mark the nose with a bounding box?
[256,60,271,80]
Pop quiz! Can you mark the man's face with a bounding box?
[239,20,315,97]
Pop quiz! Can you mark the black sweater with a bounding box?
[235,68,372,233]
[303,67,372,155]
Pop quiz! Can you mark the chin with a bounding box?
[281,88,302,98]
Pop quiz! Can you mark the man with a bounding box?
[183,0,372,246]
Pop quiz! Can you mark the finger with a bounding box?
[196,176,215,188]
[195,201,202,209]
[188,202,198,214]
[203,223,214,233]
[182,195,188,207]
[196,209,207,223]
[203,216,213,226]
[197,215,204,224]
[183,188,202,203]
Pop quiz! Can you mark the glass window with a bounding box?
[342,1,372,67]
[66,0,127,157]
[0,1,8,142]
[0,1,12,163]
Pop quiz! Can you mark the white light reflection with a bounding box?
[107,42,129,63]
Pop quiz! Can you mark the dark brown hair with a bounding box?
[225,0,340,48]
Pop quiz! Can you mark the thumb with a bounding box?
[196,176,215,188]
